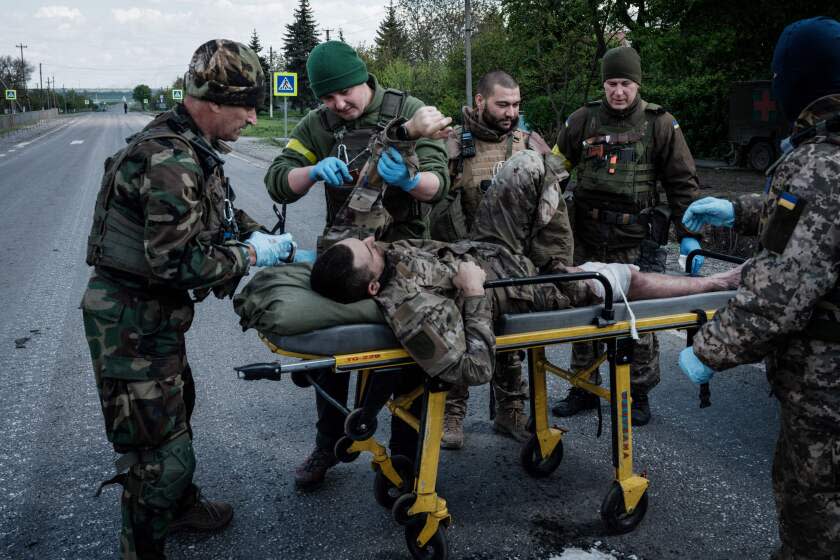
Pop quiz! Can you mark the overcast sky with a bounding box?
[4,0,389,89]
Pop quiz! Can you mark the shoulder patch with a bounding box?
[671,119,680,130]
[761,191,806,254]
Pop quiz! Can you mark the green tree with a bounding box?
[283,0,320,109]
[132,84,152,106]
[375,1,409,62]
[248,29,272,86]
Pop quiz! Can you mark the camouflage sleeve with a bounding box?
[529,155,574,268]
[694,145,840,370]
[139,140,250,289]
[437,295,496,386]
[263,111,328,204]
[653,112,700,240]
[553,107,587,168]
[403,96,450,203]
[732,193,765,236]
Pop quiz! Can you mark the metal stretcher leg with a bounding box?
[392,381,450,559]
[520,346,566,476]
[602,337,649,534]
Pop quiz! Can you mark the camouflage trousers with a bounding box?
[82,273,198,560]
[446,351,527,419]
[771,409,840,560]
[570,243,661,395]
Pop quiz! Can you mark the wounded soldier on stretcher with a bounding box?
[308,150,741,388]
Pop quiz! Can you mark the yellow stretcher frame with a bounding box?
[254,304,721,559]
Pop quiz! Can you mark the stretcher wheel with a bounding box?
[392,492,417,526]
[290,371,311,388]
[344,408,378,441]
[374,454,414,509]
[520,435,563,478]
[405,519,448,560]
[334,436,360,463]
[600,481,649,534]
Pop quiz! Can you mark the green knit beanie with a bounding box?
[602,46,642,85]
[307,41,369,98]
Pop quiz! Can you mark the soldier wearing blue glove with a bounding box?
[680,17,840,560]
[377,147,421,192]
[243,232,296,266]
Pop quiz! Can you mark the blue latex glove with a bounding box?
[377,147,420,192]
[244,232,295,267]
[293,249,317,263]
[679,347,715,384]
[680,237,704,275]
[308,157,353,186]
[682,197,735,232]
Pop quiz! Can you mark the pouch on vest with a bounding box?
[639,204,672,246]
[429,189,469,243]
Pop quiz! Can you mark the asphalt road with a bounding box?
[0,109,780,560]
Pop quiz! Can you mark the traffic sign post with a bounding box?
[171,89,183,101]
[273,72,298,137]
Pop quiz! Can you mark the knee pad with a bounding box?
[133,433,196,511]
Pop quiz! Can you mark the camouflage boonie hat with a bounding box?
[186,39,265,108]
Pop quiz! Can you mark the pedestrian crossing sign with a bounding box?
[172,89,183,100]
[273,72,298,97]
[5,89,16,100]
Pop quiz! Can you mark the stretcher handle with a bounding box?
[685,249,746,275]
[484,271,615,323]
[235,357,337,380]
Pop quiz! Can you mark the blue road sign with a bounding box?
[273,72,298,97]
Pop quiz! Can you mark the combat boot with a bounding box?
[631,392,651,426]
[493,407,529,442]
[441,410,465,450]
[294,446,338,491]
[169,495,233,533]
[551,387,599,417]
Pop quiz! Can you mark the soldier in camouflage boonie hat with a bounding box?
[186,39,265,108]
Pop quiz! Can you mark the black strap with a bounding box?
[378,89,406,129]
[688,309,711,408]
[94,473,127,497]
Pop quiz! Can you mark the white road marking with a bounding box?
[70,140,84,145]
[15,141,31,148]
[8,149,15,152]
[0,154,5,157]
[227,150,268,170]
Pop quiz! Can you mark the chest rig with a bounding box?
[318,89,408,227]
[575,101,661,221]
[86,111,238,282]
[761,114,840,341]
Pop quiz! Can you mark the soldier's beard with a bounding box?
[481,110,517,135]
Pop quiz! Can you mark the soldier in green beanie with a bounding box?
[263,40,451,490]
[551,45,702,426]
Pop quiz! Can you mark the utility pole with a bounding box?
[323,28,334,41]
[63,84,67,114]
[51,75,56,111]
[269,45,274,119]
[39,63,44,109]
[16,43,28,111]
[464,0,473,108]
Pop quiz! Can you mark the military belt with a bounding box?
[586,208,641,225]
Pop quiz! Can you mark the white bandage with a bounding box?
[578,262,640,340]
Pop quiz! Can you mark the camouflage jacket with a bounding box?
[374,240,584,386]
[92,105,252,295]
[555,97,699,246]
[263,75,450,241]
[694,95,840,432]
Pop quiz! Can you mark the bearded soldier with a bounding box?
[429,71,558,448]
[82,40,299,559]
[552,46,702,425]
[263,41,450,490]
[679,17,840,559]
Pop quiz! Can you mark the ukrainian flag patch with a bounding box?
[778,191,798,210]
[672,119,680,129]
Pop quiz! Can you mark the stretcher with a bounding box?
[236,252,741,560]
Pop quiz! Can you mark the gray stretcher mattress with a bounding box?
[266,291,736,357]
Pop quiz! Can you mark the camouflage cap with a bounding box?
[186,39,265,108]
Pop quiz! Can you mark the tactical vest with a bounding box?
[575,101,661,217]
[86,111,235,282]
[430,128,528,242]
[317,89,414,227]
[459,130,527,225]
[761,121,840,342]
